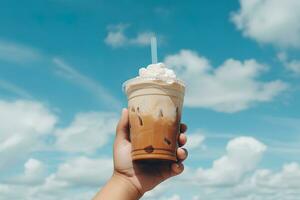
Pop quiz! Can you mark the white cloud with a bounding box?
[1,134,299,200]
[0,99,116,199]
[1,156,110,199]
[139,136,300,200]
[0,184,28,200]
[143,183,170,199]
[131,32,155,45]
[0,183,96,200]
[6,158,47,185]
[231,0,300,48]
[277,52,300,74]
[47,156,112,187]
[161,194,181,200]
[164,50,288,113]
[0,100,57,170]
[150,137,300,200]
[195,137,266,186]
[226,162,300,200]
[53,57,121,110]
[186,132,205,150]
[0,39,42,63]
[254,162,300,189]
[104,24,128,47]
[55,112,118,153]
[23,159,46,183]
[104,24,155,47]
[285,60,300,74]
[192,196,202,200]
[144,192,181,200]
[30,156,112,200]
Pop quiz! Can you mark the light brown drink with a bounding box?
[124,77,185,162]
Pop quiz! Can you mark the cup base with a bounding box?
[132,149,177,162]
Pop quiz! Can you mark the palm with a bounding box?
[113,109,187,195]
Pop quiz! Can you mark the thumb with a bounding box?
[116,108,130,141]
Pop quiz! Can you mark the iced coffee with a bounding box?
[123,63,185,162]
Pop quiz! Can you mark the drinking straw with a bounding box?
[151,36,158,64]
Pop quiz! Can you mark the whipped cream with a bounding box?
[138,63,176,79]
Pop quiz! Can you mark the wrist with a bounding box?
[111,172,144,199]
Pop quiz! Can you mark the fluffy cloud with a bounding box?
[277,52,300,74]
[185,132,205,150]
[0,158,47,199]
[49,156,112,187]
[164,50,287,113]
[0,184,28,200]
[104,24,155,47]
[54,112,118,153]
[1,134,299,200]
[151,137,300,200]
[195,137,266,186]
[104,24,128,47]
[0,183,96,200]
[161,195,181,200]
[285,60,300,74]
[22,159,46,184]
[7,158,47,185]
[225,162,300,200]
[0,157,110,199]
[231,0,300,48]
[144,192,182,200]
[252,162,300,192]
[0,100,57,170]
[30,156,112,200]
[0,99,117,199]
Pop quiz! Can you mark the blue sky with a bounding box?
[1,0,300,199]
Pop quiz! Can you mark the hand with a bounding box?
[113,108,188,196]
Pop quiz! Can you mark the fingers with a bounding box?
[180,123,187,133]
[175,123,188,176]
[169,123,187,176]
[178,133,187,147]
[177,147,188,161]
[116,108,130,141]
[169,147,188,177]
[179,123,187,146]
[171,162,184,175]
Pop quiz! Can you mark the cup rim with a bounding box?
[122,76,185,93]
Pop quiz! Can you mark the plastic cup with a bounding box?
[123,77,185,162]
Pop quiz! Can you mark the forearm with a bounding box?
[93,173,143,200]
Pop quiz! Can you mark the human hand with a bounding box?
[113,108,188,197]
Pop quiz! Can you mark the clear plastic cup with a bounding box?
[123,77,185,161]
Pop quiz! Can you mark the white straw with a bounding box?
[151,36,157,64]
